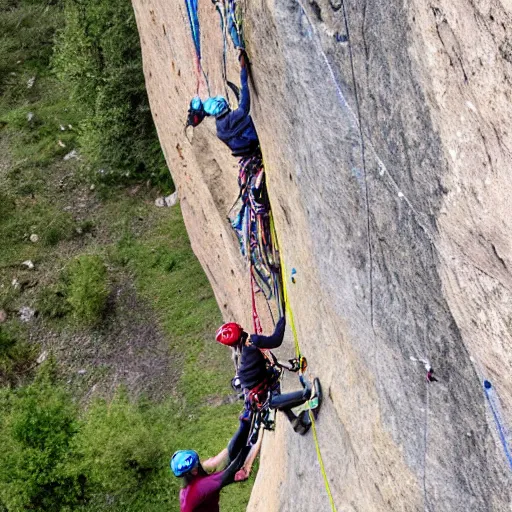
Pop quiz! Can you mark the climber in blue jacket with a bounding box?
[186,50,260,158]
[204,52,259,156]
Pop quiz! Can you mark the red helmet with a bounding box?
[216,323,243,346]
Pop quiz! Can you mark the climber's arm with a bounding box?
[251,316,286,349]
[220,445,251,487]
[232,64,250,117]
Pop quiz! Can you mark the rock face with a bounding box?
[132,0,512,510]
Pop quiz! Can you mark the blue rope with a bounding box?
[227,0,244,49]
[184,0,201,59]
[484,380,512,471]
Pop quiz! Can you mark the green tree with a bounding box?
[53,0,172,191]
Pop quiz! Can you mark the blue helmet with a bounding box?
[170,450,200,477]
[203,96,229,117]
[190,96,203,111]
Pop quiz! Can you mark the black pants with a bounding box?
[269,381,311,430]
[227,413,252,461]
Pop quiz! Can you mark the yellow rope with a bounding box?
[308,409,338,512]
[268,201,338,512]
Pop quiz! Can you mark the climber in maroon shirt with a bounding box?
[171,447,250,512]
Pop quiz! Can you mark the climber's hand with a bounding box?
[238,49,248,68]
[234,467,249,482]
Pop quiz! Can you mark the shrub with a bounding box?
[0,326,36,386]
[0,369,83,511]
[70,390,167,498]
[37,282,71,319]
[66,254,109,325]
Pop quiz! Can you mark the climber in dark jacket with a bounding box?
[215,317,321,435]
[187,50,259,158]
[185,52,276,294]
[204,53,259,156]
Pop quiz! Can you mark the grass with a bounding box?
[108,204,230,405]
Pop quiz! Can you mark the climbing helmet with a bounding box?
[216,322,243,346]
[203,96,229,117]
[186,96,206,127]
[170,450,200,477]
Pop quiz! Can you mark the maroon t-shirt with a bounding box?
[179,471,225,512]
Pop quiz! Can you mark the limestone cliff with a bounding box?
[132,0,512,510]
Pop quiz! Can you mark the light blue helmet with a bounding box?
[203,96,229,117]
[190,96,203,111]
[170,450,199,477]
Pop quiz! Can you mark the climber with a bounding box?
[186,49,279,305]
[216,317,322,435]
[187,49,259,159]
[171,445,250,512]
[202,50,258,157]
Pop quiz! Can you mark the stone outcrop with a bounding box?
[132,0,512,510]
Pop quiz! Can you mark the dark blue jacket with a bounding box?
[238,317,285,390]
[215,67,260,157]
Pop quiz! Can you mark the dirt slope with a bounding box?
[132,0,512,510]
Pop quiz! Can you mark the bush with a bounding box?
[66,254,109,325]
[0,326,36,386]
[71,391,167,499]
[0,369,83,511]
[37,282,71,319]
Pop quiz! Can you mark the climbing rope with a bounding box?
[338,0,374,328]
[484,380,512,471]
[265,158,338,512]
[279,246,338,512]
[250,270,264,335]
[296,0,374,327]
[212,0,231,100]
[184,0,210,94]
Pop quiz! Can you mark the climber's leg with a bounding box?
[227,406,253,460]
[269,383,312,435]
[235,425,264,481]
[203,407,252,472]
[269,386,311,410]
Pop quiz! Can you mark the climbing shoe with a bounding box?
[262,408,275,431]
[309,378,323,420]
[249,415,261,445]
[292,410,311,435]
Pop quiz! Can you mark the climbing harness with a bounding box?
[228,153,281,310]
